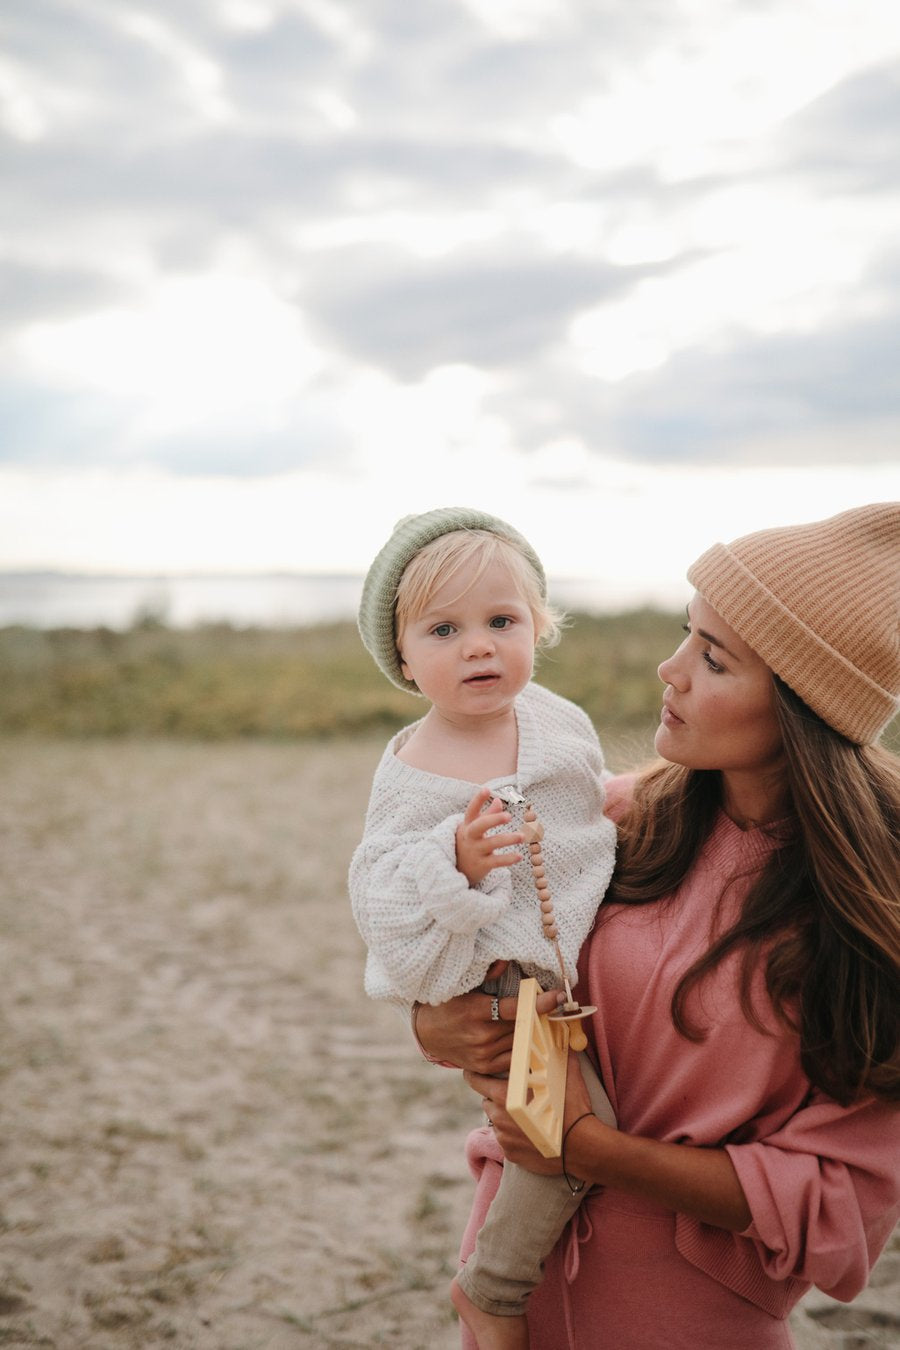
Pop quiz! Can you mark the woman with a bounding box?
[414,503,900,1350]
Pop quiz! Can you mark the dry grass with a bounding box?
[0,612,681,744]
[0,738,895,1349]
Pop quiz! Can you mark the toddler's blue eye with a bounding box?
[432,623,453,637]
[490,616,512,629]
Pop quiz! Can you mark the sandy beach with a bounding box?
[0,738,896,1348]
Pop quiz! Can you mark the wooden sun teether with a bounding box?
[506,802,596,1158]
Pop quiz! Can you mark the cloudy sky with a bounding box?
[2,0,899,607]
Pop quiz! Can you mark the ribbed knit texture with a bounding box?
[348,682,615,1005]
[358,507,547,692]
[687,502,900,744]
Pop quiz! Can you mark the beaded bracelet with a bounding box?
[561,1111,595,1194]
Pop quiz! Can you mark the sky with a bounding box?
[2,0,899,610]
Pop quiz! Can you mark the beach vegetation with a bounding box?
[0,611,678,745]
[0,613,894,759]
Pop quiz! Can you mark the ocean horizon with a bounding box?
[0,570,682,630]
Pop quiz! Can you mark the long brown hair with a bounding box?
[609,680,900,1105]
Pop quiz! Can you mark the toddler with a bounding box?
[349,506,617,1349]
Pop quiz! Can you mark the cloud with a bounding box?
[0,260,129,333]
[613,317,900,463]
[0,0,701,234]
[779,58,900,194]
[301,241,678,378]
[1,0,900,495]
[491,291,900,467]
[606,239,900,463]
[0,367,351,476]
[139,418,351,477]
[0,377,130,464]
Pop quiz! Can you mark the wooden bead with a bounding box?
[519,805,559,941]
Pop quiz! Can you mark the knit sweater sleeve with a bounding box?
[349,805,513,1007]
[724,1089,900,1301]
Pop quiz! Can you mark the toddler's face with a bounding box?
[397,556,536,718]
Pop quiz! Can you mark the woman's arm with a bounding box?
[469,1053,752,1233]
[413,984,561,1075]
[415,973,748,1233]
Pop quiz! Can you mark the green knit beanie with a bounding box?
[358,507,547,693]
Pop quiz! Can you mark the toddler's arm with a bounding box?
[349,810,519,1005]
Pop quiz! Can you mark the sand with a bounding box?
[0,738,896,1349]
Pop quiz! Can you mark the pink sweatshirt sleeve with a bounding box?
[726,1090,900,1300]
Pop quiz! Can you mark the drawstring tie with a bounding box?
[560,1197,595,1349]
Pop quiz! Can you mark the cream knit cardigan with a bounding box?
[349,682,616,1006]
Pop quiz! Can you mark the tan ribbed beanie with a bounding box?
[686,503,900,744]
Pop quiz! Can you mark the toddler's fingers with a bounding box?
[462,786,493,824]
[484,851,523,870]
[480,829,523,853]
[470,811,515,840]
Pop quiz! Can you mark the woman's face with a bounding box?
[655,595,784,785]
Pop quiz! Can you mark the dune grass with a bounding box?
[0,610,680,746]
[1,612,896,760]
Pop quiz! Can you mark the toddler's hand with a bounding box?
[456,786,524,887]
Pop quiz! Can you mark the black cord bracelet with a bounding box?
[561,1111,595,1194]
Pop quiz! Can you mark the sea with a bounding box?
[0,572,645,631]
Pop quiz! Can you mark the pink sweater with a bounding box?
[458,776,900,1349]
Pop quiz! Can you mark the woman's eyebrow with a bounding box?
[686,605,739,660]
[697,626,739,660]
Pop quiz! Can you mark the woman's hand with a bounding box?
[413,971,561,1076]
[465,1048,596,1176]
[470,1049,753,1232]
